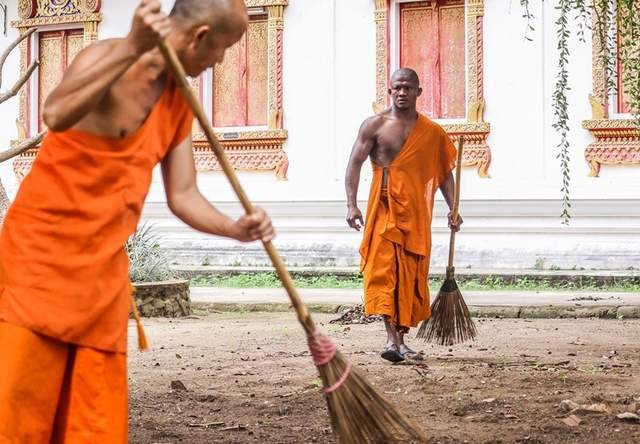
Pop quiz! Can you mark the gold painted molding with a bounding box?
[246,0,288,7]
[582,6,640,177]
[193,130,289,180]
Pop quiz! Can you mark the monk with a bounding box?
[0,0,274,441]
[345,68,463,363]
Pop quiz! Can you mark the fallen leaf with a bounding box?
[560,400,580,413]
[562,415,582,427]
[573,403,611,415]
[617,412,640,422]
[171,380,187,391]
[482,398,496,404]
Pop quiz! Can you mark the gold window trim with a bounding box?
[11,0,101,182]
[194,0,289,179]
[582,4,640,177]
[374,0,491,177]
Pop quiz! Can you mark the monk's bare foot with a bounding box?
[381,343,405,363]
[398,344,424,361]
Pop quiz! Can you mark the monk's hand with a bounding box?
[448,212,463,232]
[230,208,276,243]
[346,206,364,231]
[127,0,171,55]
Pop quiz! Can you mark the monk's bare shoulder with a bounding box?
[358,113,388,141]
[65,39,123,72]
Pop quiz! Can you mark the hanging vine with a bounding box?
[552,0,572,225]
[519,0,639,225]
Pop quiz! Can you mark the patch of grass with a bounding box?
[189,272,640,292]
[190,273,363,289]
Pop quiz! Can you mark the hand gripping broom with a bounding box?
[159,40,426,444]
[416,137,477,346]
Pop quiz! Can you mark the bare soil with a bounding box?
[129,313,640,443]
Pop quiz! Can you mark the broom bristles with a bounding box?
[416,277,477,346]
[320,351,426,443]
[309,333,426,443]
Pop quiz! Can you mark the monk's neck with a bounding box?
[390,106,418,121]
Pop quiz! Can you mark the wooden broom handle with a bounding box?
[447,137,464,269]
[158,41,315,336]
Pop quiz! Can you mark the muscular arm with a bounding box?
[345,118,378,230]
[161,138,274,242]
[43,40,140,131]
[439,172,463,232]
[439,172,455,210]
[43,0,170,131]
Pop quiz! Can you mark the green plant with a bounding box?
[520,0,640,223]
[125,223,174,283]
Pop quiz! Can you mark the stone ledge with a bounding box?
[133,279,192,318]
[192,302,640,319]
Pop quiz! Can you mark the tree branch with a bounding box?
[0,131,46,163]
[0,60,39,104]
[0,28,37,91]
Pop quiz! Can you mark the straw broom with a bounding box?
[416,137,477,346]
[158,40,426,443]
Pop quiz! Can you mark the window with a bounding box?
[193,1,290,180]
[398,0,465,119]
[375,0,492,177]
[11,0,101,181]
[36,29,84,131]
[213,14,268,127]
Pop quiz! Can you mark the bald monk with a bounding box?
[0,0,273,441]
[345,68,463,363]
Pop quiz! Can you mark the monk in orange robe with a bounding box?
[0,1,275,441]
[345,68,463,363]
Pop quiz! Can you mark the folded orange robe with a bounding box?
[0,76,193,440]
[0,321,127,443]
[360,114,456,330]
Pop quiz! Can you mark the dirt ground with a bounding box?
[129,313,640,443]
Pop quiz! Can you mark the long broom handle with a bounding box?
[158,41,315,336]
[447,137,464,269]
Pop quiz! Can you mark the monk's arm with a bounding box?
[345,119,377,230]
[439,172,455,210]
[439,172,463,231]
[161,138,275,243]
[43,0,170,131]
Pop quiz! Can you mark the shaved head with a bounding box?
[391,68,420,86]
[170,0,247,33]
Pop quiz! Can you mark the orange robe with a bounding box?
[360,114,456,331]
[0,76,193,441]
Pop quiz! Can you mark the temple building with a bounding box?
[0,0,638,269]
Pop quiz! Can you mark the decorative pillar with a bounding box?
[267,4,284,129]
[374,0,388,112]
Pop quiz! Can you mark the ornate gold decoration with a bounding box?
[373,0,490,176]
[193,130,289,180]
[581,119,640,177]
[267,4,284,129]
[246,0,288,6]
[442,122,491,177]
[374,0,389,110]
[12,0,102,181]
[208,1,288,178]
[582,5,639,176]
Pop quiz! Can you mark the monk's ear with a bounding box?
[192,25,211,48]
[417,86,423,97]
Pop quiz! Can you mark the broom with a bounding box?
[158,40,426,443]
[416,137,477,346]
